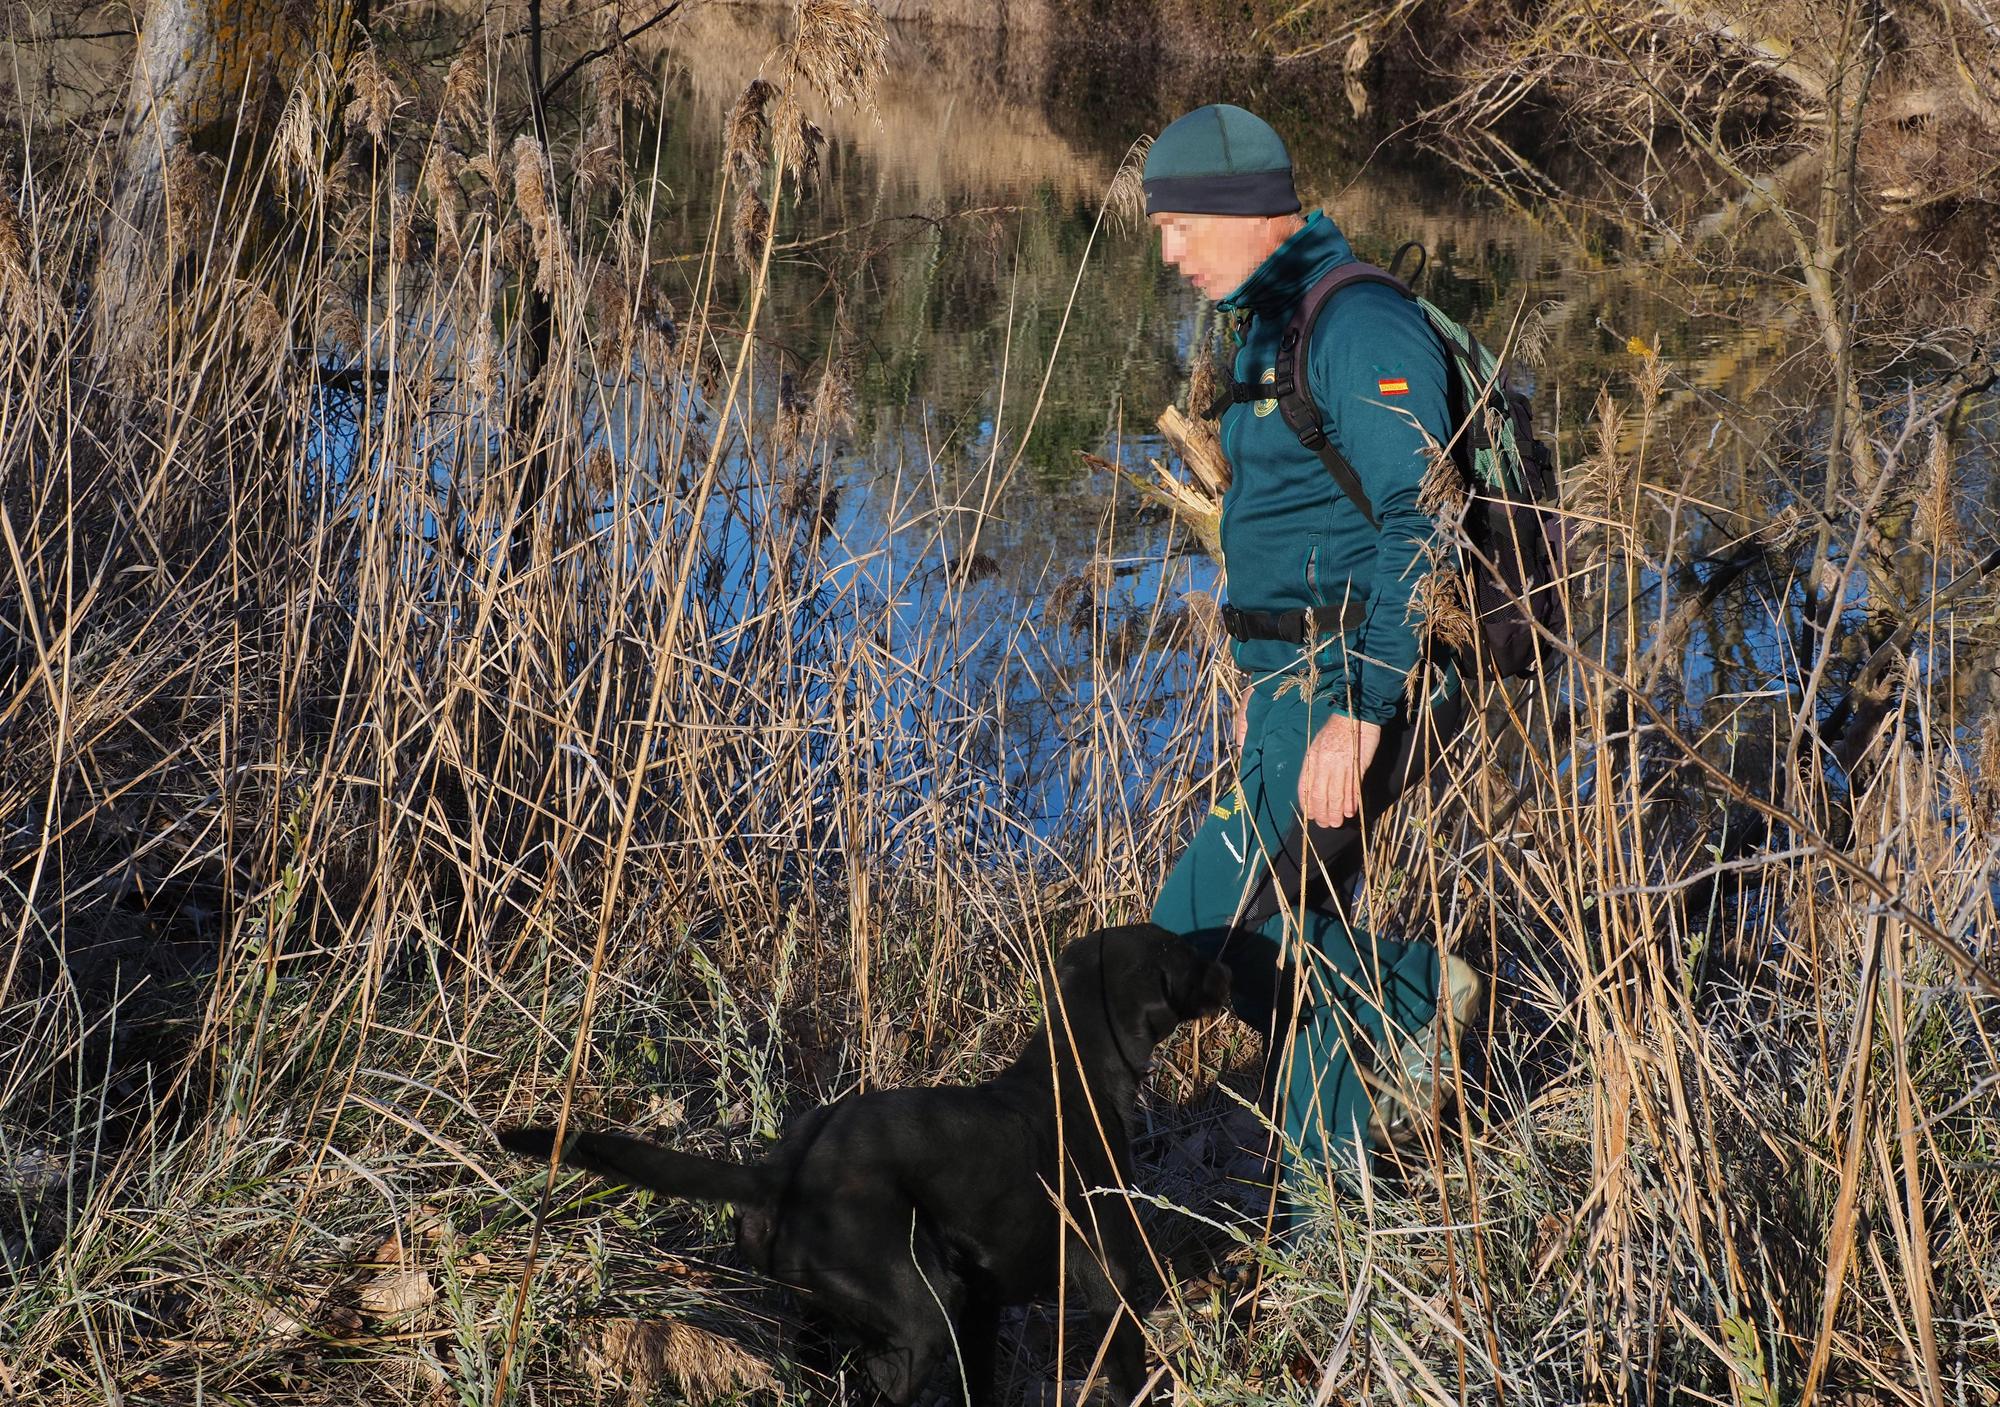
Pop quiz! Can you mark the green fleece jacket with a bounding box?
[1214,210,1452,725]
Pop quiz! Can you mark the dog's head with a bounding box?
[1056,924,1231,1049]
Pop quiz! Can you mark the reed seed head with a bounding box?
[786,115,825,196]
[498,219,533,279]
[439,45,485,135]
[511,132,547,219]
[512,134,569,296]
[591,267,634,363]
[0,187,26,297]
[731,187,770,276]
[949,549,997,584]
[389,193,416,266]
[773,367,807,461]
[696,340,725,404]
[1571,388,1630,519]
[1630,336,1669,404]
[344,41,403,148]
[318,287,364,358]
[1417,435,1468,524]
[165,147,222,251]
[808,359,854,441]
[578,109,625,196]
[1916,430,1961,556]
[599,43,657,116]
[237,278,286,365]
[274,55,334,203]
[787,0,888,111]
[463,148,506,192]
[1405,562,1477,683]
[467,324,500,406]
[423,147,465,266]
[1962,713,2000,840]
[1515,301,1555,368]
[0,185,47,328]
[726,78,778,188]
[1106,135,1151,236]
[583,447,617,498]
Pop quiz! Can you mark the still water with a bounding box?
[653,7,1734,494]
[278,6,1989,847]
[630,8,1828,821]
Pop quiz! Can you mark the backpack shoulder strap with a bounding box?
[1273,262,1414,531]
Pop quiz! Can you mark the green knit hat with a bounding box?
[1143,104,1300,217]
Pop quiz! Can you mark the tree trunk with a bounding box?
[95,0,359,373]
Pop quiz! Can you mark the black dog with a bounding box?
[498,923,1229,1405]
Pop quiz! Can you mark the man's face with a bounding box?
[1150,212,1296,300]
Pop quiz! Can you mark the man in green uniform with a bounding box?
[1142,105,1483,1230]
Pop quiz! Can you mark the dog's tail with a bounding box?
[497,1126,773,1207]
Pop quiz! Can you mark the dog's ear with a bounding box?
[1169,950,1231,1020]
[1152,938,1230,1028]
[1190,956,1232,1017]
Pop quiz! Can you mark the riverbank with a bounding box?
[1,1,1996,1403]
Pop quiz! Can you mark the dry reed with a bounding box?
[0,10,1994,1407]
[0,180,45,331]
[786,113,825,194]
[512,132,569,296]
[787,0,889,111]
[725,76,778,187]
[0,185,24,283]
[731,185,770,276]
[343,40,401,148]
[273,55,332,195]
[422,145,466,266]
[807,354,852,440]
[439,43,486,134]
[162,146,220,250]
[1105,134,1152,236]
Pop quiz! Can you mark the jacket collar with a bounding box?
[1215,209,1356,317]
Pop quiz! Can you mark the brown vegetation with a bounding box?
[0,2,1995,1406]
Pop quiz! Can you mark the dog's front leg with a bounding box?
[1064,1237,1152,1405]
[954,1294,1000,1407]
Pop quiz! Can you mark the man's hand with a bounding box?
[1299,713,1383,828]
[1233,691,1250,752]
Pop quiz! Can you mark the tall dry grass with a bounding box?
[1,3,1997,1406]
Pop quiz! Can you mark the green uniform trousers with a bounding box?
[1151,676,1465,1205]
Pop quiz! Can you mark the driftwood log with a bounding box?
[1079,404,1232,565]
[1157,404,1231,495]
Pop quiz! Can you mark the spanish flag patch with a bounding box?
[1377,377,1410,396]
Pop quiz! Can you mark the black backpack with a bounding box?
[1206,255,1568,679]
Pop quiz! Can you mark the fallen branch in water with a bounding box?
[1079,450,1223,565]
[1156,403,1230,496]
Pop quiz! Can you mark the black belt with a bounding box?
[1221,600,1367,644]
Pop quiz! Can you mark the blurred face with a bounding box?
[1150,211,1303,300]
